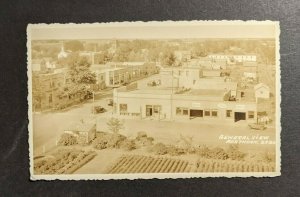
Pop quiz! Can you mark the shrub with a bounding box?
[196,145,212,158]
[135,131,154,147]
[119,139,136,151]
[92,132,127,149]
[262,151,276,163]
[227,145,246,161]
[58,133,78,146]
[168,145,186,156]
[151,143,169,155]
[108,134,127,148]
[210,147,229,160]
[92,136,109,150]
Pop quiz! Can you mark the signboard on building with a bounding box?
[218,103,227,108]
[235,104,245,110]
[192,103,202,108]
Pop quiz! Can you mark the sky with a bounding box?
[28,21,279,40]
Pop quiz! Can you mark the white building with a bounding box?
[254,83,270,101]
[208,54,257,62]
[57,44,68,59]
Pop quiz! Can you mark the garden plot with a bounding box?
[195,158,276,172]
[107,154,192,174]
[34,148,97,174]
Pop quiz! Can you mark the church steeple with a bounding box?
[58,41,68,59]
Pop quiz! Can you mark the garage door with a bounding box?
[190,109,203,117]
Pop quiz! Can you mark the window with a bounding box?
[109,77,113,85]
[119,104,127,112]
[248,111,254,119]
[204,110,210,116]
[211,110,218,117]
[226,110,232,118]
[182,109,188,115]
[176,107,188,116]
[153,105,161,113]
[176,107,182,115]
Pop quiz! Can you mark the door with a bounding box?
[146,105,152,117]
[190,109,203,118]
[234,112,246,122]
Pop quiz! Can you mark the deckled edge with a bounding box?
[27,20,281,180]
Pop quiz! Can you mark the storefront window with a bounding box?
[176,107,188,115]
[248,111,254,119]
[226,110,232,118]
[204,110,210,116]
[182,109,188,115]
[211,110,218,117]
[153,105,161,113]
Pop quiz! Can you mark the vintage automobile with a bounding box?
[248,123,267,130]
[92,106,106,114]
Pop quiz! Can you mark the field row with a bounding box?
[107,155,192,174]
[107,154,276,174]
[195,159,276,172]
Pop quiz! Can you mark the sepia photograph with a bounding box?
[27,21,280,180]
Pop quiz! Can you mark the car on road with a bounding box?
[92,106,106,114]
[248,123,267,130]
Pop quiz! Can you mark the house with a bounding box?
[64,120,96,145]
[254,83,270,101]
[32,70,66,111]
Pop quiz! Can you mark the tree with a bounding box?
[107,118,124,135]
[57,54,96,102]
[162,51,176,67]
[65,40,84,52]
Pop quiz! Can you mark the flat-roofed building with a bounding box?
[113,85,257,123]
[90,62,159,88]
[208,54,257,62]
[32,70,66,111]
[113,69,256,123]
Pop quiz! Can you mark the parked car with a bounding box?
[92,106,106,114]
[248,123,267,130]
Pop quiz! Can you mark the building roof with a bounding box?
[188,89,225,97]
[254,83,270,91]
[128,88,173,95]
[106,62,145,67]
[243,61,257,67]
[195,79,237,90]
